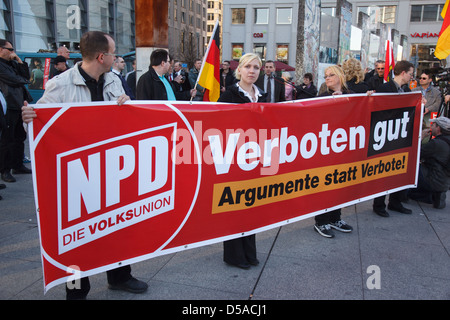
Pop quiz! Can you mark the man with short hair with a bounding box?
[57,45,70,60]
[220,60,236,94]
[255,60,285,102]
[409,116,450,209]
[372,60,415,217]
[50,46,71,79]
[170,61,191,99]
[368,60,385,91]
[136,49,195,100]
[0,39,33,183]
[412,70,442,128]
[188,58,205,101]
[112,56,135,99]
[22,31,147,300]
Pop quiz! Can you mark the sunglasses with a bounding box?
[420,77,428,80]
[1,47,14,52]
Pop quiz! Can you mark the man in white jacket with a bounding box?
[22,31,147,300]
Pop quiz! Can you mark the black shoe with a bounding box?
[1,171,16,183]
[108,277,148,293]
[12,165,32,174]
[314,224,335,238]
[387,204,412,214]
[373,207,389,217]
[248,259,259,266]
[225,261,251,269]
[0,183,5,189]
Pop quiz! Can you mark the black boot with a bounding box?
[432,192,446,209]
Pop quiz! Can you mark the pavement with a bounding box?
[0,147,449,303]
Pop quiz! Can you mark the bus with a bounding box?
[17,51,82,102]
[18,51,135,102]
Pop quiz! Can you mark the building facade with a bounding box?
[222,0,447,82]
[222,0,299,68]
[207,0,223,59]
[0,0,135,55]
[168,0,208,66]
[321,0,447,74]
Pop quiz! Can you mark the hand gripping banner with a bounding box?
[28,93,422,291]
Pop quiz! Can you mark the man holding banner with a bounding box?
[372,61,415,217]
[22,31,148,300]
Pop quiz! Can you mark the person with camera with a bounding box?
[412,70,442,130]
[170,61,191,100]
[408,116,450,209]
[137,50,196,101]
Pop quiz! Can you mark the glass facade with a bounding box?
[1,0,135,54]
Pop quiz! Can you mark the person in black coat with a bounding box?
[296,73,318,99]
[367,60,385,91]
[219,60,236,95]
[372,60,415,217]
[255,60,285,103]
[218,53,266,269]
[343,58,369,93]
[0,39,33,184]
[136,49,195,101]
[170,61,191,100]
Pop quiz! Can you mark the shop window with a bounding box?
[231,8,245,24]
[254,8,269,24]
[277,8,292,24]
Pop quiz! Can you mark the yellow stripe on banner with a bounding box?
[211,152,409,214]
[435,26,450,60]
[197,62,220,101]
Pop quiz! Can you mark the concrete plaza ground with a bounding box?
[1,161,449,303]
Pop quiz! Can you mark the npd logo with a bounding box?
[56,123,178,254]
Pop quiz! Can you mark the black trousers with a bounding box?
[315,209,341,225]
[66,265,132,299]
[223,235,257,266]
[0,109,26,173]
[373,190,406,210]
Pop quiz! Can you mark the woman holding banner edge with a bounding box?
[218,53,267,268]
[314,65,354,238]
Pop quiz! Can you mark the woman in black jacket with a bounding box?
[218,53,266,269]
[342,58,369,94]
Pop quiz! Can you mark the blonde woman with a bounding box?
[218,53,266,104]
[218,53,266,269]
[315,65,354,238]
[320,65,353,97]
[342,58,369,93]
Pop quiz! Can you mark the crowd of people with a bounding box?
[1,30,448,299]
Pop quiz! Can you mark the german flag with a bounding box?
[435,0,450,60]
[197,21,221,102]
[384,29,395,82]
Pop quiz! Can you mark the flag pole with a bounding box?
[190,20,220,103]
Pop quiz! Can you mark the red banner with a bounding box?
[28,93,422,291]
